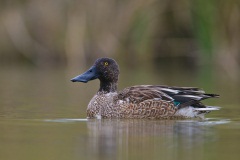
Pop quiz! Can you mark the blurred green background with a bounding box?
[0,0,239,78]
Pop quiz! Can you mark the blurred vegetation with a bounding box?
[0,0,239,79]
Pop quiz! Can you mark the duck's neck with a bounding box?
[99,80,118,93]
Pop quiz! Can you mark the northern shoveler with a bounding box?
[71,57,219,119]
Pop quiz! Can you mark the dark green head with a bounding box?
[71,57,120,92]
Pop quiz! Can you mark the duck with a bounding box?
[71,57,219,119]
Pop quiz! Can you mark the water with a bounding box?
[0,66,239,160]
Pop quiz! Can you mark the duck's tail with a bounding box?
[174,105,220,119]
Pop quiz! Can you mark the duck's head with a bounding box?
[71,57,120,92]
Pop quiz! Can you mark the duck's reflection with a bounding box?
[85,119,219,160]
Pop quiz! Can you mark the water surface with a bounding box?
[0,66,239,160]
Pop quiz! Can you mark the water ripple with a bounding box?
[44,118,88,123]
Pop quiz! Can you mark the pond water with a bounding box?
[0,66,239,160]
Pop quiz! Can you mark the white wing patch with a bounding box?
[160,88,179,94]
[178,95,203,100]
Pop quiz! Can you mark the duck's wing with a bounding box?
[143,85,219,108]
[117,85,174,104]
[118,85,219,108]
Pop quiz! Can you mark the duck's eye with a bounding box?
[104,62,108,66]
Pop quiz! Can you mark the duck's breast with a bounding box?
[87,92,118,118]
